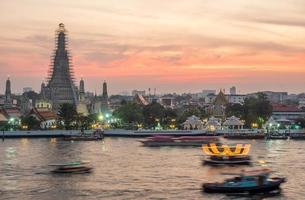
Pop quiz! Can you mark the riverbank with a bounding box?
[0,129,207,138]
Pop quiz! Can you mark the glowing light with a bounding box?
[251,123,258,128]
[98,114,104,121]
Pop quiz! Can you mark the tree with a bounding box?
[162,108,177,128]
[225,103,244,118]
[58,103,78,130]
[112,102,143,128]
[143,102,165,128]
[76,114,96,130]
[243,93,272,128]
[21,116,40,130]
[176,105,209,125]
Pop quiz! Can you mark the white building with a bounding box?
[191,90,216,100]
[226,94,246,104]
[230,86,236,95]
[204,94,246,104]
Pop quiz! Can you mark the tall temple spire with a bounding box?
[5,77,12,106]
[101,81,109,112]
[79,78,85,102]
[43,23,78,109]
[102,81,108,99]
[76,78,88,116]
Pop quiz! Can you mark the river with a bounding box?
[0,138,304,199]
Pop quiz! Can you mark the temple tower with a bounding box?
[43,23,78,109]
[79,79,85,101]
[76,78,88,115]
[4,77,12,106]
[101,81,109,112]
[102,81,108,99]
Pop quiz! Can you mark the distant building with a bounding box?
[160,95,175,108]
[29,108,57,129]
[90,94,102,114]
[134,94,149,106]
[35,99,52,110]
[0,110,8,123]
[4,77,13,107]
[132,90,146,96]
[23,87,33,93]
[212,90,228,118]
[271,103,305,120]
[41,23,78,110]
[248,91,288,103]
[101,81,109,112]
[230,86,236,95]
[20,91,40,115]
[0,107,22,121]
[298,98,305,109]
[204,93,246,105]
[226,94,246,104]
[191,90,216,100]
[77,79,88,116]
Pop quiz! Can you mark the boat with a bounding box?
[290,133,305,140]
[265,130,289,140]
[203,168,286,194]
[103,129,207,137]
[202,143,252,165]
[63,129,104,141]
[49,161,92,174]
[204,155,251,165]
[140,135,219,147]
[224,133,265,139]
[265,135,288,140]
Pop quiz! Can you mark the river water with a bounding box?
[0,138,304,199]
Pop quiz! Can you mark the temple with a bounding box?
[76,78,89,115]
[4,77,12,107]
[41,23,78,110]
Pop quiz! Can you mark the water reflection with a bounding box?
[0,138,304,199]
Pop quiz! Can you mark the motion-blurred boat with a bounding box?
[49,161,92,173]
[140,135,219,147]
[63,129,104,141]
[203,168,286,194]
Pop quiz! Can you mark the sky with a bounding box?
[0,0,305,95]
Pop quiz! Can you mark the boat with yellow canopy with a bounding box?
[202,143,252,165]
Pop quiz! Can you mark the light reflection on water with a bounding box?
[0,138,304,199]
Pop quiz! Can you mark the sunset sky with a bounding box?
[1,0,305,95]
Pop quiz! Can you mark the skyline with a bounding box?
[1,0,305,94]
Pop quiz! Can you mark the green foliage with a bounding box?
[112,102,179,129]
[225,103,244,118]
[295,118,305,128]
[21,116,40,130]
[112,102,143,128]
[143,102,165,128]
[225,93,272,128]
[76,114,96,130]
[176,105,209,125]
[162,108,177,129]
[58,103,78,130]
